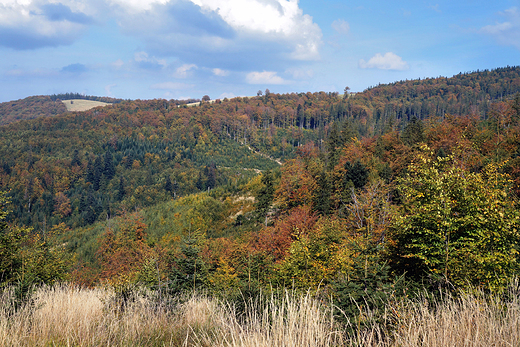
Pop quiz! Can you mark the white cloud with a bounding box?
[112,59,124,69]
[107,0,169,12]
[332,19,350,35]
[134,51,167,68]
[246,71,287,84]
[480,7,520,49]
[175,64,197,78]
[105,84,117,96]
[359,52,409,71]
[286,67,314,80]
[189,0,322,60]
[219,92,236,99]
[212,68,229,76]
[0,0,94,49]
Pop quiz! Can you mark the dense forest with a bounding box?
[1,66,520,335]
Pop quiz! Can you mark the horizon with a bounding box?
[1,0,519,103]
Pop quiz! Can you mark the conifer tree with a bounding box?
[255,170,275,225]
[401,116,424,146]
[117,176,126,201]
[103,151,115,180]
[71,149,81,167]
[164,175,173,195]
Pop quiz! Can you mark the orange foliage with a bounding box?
[252,205,318,262]
[96,213,153,282]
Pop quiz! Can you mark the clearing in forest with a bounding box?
[62,99,111,112]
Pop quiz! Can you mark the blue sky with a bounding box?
[1,0,519,102]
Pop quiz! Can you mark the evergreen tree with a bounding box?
[83,191,99,224]
[196,172,205,191]
[255,170,275,225]
[401,116,424,146]
[313,170,331,215]
[341,119,358,144]
[164,175,173,195]
[205,163,217,190]
[350,161,369,189]
[86,158,95,183]
[71,149,81,167]
[103,151,115,180]
[117,176,126,201]
[93,156,104,191]
[327,122,342,171]
[168,230,207,294]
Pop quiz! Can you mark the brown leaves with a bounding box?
[252,205,318,262]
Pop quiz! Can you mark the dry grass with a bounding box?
[197,291,344,347]
[1,283,519,346]
[62,99,111,112]
[352,284,520,347]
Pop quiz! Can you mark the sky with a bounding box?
[1,0,519,102]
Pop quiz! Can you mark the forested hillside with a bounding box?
[1,66,520,332]
[0,95,67,125]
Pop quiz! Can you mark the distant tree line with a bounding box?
[50,93,124,104]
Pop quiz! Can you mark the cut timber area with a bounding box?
[62,99,111,112]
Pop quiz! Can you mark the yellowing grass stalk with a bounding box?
[198,291,344,347]
[1,283,520,346]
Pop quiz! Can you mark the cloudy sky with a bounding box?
[1,0,519,102]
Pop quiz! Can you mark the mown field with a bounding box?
[63,99,111,111]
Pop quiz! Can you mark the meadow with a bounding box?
[2,283,519,347]
[62,99,111,112]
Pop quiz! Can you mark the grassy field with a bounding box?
[1,283,519,346]
[62,99,111,111]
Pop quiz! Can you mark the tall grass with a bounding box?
[1,283,519,346]
[198,291,344,347]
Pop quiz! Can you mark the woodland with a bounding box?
[1,66,520,345]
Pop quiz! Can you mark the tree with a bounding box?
[255,170,275,225]
[71,149,81,167]
[401,116,424,146]
[117,176,126,201]
[204,163,217,190]
[168,227,207,294]
[388,145,520,290]
[343,86,351,99]
[345,161,369,190]
[96,213,152,283]
[93,156,104,191]
[164,175,173,195]
[202,95,210,102]
[0,192,70,307]
[103,151,115,180]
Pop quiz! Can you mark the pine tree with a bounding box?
[401,116,424,146]
[71,149,81,167]
[103,151,115,180]
[255,170,275,225]
[168,229,207,294]
[205,163,217,190]
[327,122,342,171]
[164,175,173,195]
[117,176,126,201]
[93,156,103,191]
[313,170,331,215]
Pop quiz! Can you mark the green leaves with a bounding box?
[389,145,520,290]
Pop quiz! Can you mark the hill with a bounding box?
[0,95,67,126]
[0,65,519,294]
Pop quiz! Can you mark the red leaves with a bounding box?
[252,206,317,262]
